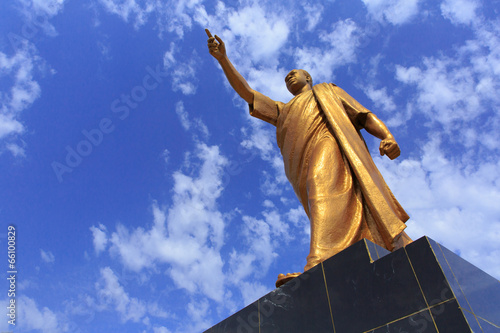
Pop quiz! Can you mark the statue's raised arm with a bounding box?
[205,29,254,104]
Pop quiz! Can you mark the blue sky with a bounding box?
[1,0,499,332]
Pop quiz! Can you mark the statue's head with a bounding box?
[285,69,313,96]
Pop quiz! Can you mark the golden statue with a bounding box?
[206,29,412,287]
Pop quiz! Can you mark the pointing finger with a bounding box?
[205,29,213,38]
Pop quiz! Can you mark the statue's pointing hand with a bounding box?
[206,29,226,60]
[379,138,401,160]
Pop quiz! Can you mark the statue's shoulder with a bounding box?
[317,82,338,88]
[312,83,338,88]
[313,83,339,91]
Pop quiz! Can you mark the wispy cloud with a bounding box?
[371,12,500,278]
[16,0,67,35]
[95,267,170,324]
[105,142,228,302]
[175,100,209,140]
[40,249,55,263]
[303,2,324,31]
[0,41,41,117]
[225,4,290,67]
[0,114,24,139]
[17,296,66,333]
[175,100,191,131]
[440,0,481,25]
[395,19,500,152]
[97,0,154,29]
[375,137,500,278]
[361,0,421,25]
[0,0,66,155]
[163,43,199,95]
[97,0,207,38]
[90,224,108,255]
[294,19,360,83]
[0,40,41,154]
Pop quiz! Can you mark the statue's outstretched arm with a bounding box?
[364,113,401,160]
[206,29,254,104]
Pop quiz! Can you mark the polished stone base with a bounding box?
[204,236,500,333]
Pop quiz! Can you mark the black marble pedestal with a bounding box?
[204,236,500,332]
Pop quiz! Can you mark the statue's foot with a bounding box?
[304,256,323,271]
[275,272,301,288]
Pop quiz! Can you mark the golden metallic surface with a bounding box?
[251,85,410,272]
[206,30,412,283]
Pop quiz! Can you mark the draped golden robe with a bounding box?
[249,83,409,271]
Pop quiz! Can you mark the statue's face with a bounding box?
[285,69,311,95]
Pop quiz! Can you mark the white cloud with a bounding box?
[395,20,500,152]
[155,0,205,38]
[96,267,147,323]
[94,267,170,325]
[245,67,291,103]
[240,117,287,197]
[0,41,42,114]
[238,215,277,274]
[303,2,324,31]
[162,148,170,164]
[0,114,24,139]
[184,300,212,332]
[239,281,268,306]
[286,205,310,241]
[362,84,411,128]
[0,40,43,155]
[364,86,397,112]
[396,59,481,126]
[172,61,198,95]
[440,0,480,25]
[374,138,500,279]
[17,296,66,333]
[19,0,65,17]
[96,0,207,38]
[261,209,291,241]
[361,0,421,25]
[16,0,66,36]
[240,119,278,162]
[175,100,209,140]
[90,223,108,255]
[6,142,26,156]
[175,101,191,131]
[228,205,293,286]
[108,142,228,302]
[97,0,154,29]
[225,4,290,66]
[294,19,360,83]
[153,326,172,333]
[0,1,63,157]
[163,44,199,95]
[40,249,55,263]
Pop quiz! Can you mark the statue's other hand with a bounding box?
[379,139,400,160]
[206,29,226,60]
